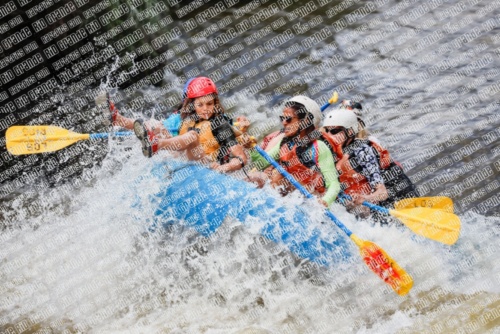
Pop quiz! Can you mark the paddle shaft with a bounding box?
[254,146,352,237]
[339,193,390,215]
[320,101,331,112]
[89,131,133,139]
[320,91,338,111]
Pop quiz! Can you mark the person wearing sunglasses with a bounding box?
[321,107,418,218]
[249,96,340,207]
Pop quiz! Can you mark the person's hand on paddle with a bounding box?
[351,193,367,205]
[238,133,257,149]
[352,184,389,205]
[344,197,359,210]
[343,197,370,218]
[235,116,250,133]
[345,199,371,218]
[318,198,329,207]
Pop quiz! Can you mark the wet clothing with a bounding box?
[163,113,182,137]
[179,114,238,164]
[343,140,385,189]
[260,130,282,150]
[323,136,418,207]
[250,133,340,206]
[279,138,327,195]
[378,158,419,208]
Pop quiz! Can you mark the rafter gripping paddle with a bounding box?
[255,146,413,295]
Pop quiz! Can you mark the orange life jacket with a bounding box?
[279,140,326,195]
[321,132,393,196]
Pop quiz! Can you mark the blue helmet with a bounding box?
[182,78,195,100]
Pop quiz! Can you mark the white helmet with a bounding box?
[287,95,322,129]
[322,108,359,134]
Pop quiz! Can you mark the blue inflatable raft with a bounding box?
[147,160,351,266]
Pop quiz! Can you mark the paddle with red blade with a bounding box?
[255,146,413,295]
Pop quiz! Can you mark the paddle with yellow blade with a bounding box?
[320,90,459,244]
[394,196,454,213]
[6,125,133,156]
[255,145,413,295]
[340,194,461,245]
[320,91,339,111]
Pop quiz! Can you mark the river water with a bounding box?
[1,0,499,333]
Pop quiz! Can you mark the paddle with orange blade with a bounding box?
[255,146,413,295]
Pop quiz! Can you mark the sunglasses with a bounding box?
[279,115,296,123]
[325,127,345,135]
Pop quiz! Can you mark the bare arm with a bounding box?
[211,144,247,173]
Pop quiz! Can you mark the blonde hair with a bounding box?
[356,120,370,139]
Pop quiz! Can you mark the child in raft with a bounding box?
[98,77,252,173]
[248,96,341,207]
[320,103,419,218]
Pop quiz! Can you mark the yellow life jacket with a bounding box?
[179,117,221,161]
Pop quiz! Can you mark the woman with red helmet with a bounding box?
[97,77,252,172]
[133,77,249,172]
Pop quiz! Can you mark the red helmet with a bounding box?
[186,77,218,98]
